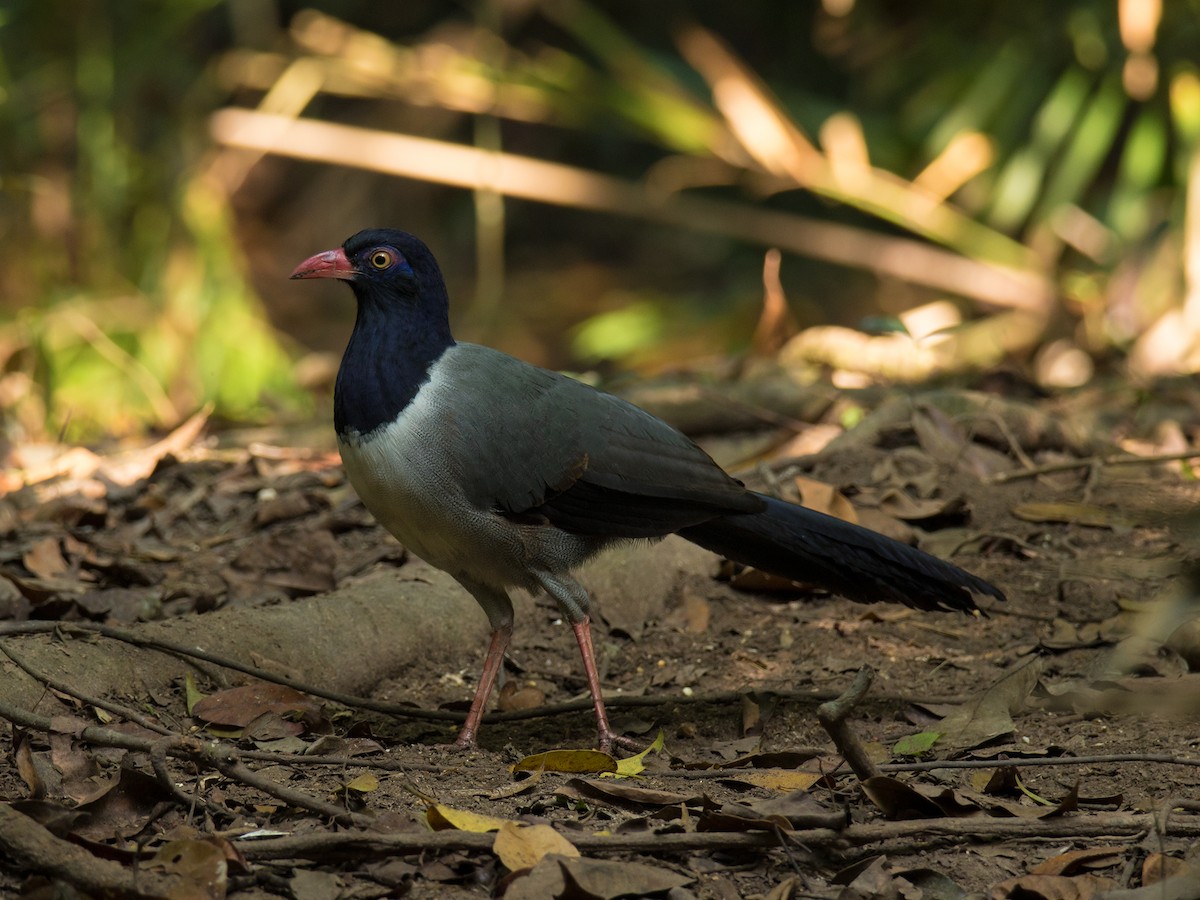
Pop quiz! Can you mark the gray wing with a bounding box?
[443,344,763,537]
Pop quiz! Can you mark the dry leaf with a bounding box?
[989,873,1116,899]
[191,682,321,729]
[1011,502,1138,529]
[723,770,823,793]
[147,839,228,900]
[493,822,579,872]
[511,749,617,775]
[1031,847,1124,876]
[23,537,70,579]
[935,656,1043,749]
[497,680,546,712]
[425,803,512,833]
[793,476,858,523]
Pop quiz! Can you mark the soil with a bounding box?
[2,382,1200,898]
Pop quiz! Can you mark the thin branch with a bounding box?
[232,811,1200,861]
[209,109,1051,310]
[880,752,1200,772]
[988,449,1200,484]
[0,620,979,726]
[816,666,880,781]
[0,803,186,899]
[0,696,371,829]
[0,641,175,736]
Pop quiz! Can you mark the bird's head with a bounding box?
[290,228,448,312]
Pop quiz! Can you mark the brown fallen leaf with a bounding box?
[497,680,546,712]
[559,856,692,896]
[1032,846,1124,876]
[493,822,579,872]
[912,403,1014,478]
[793,476,858,523]
[990,873,1116,899]
[74,767,178,842]
[1011,501,1140,529]
[22,537,70,579]
[191,682,322,730]
[876,487,968,522]
[935,655,1043,750]
[665,589,711,634]
[711,790,845,830]
[558,777,700,810]
[146,839,228,900]
[861,776,972,820]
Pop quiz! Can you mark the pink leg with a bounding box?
[453,624,512,749]
[571,617,640,754]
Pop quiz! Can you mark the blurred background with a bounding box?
[0,0,1197,445]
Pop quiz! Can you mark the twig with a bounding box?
[0,641,175,736]
[0,620,978,726]
[879,752,1200,773]
[0,621,460,724]
[0,802,186,899]
[210,109,1050,311]
[148,737,227,824]
[972,409,1038,471]
[212,753,372,829]
[0,696,372,829]
[816,666,880,781]
[988,450,1200,484]
[232,811,1200,861]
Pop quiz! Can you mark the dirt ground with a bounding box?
[2,381,1200,898]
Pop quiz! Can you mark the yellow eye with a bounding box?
[369,249,394,269]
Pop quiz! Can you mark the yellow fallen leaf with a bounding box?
[612,730,666,778]
[511,749,617,775]
[426,804,513,833]
[184,673,205,716]
[1010,501,1137,529]
[344,773,379,793]
[493,822,579,871]
[727,770,822,792]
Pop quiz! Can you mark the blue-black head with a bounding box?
[292,229,455,436]
[291,228,450,318]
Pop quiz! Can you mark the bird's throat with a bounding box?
[334,302,454,440]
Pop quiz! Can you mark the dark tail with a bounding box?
[678,493,1004,613]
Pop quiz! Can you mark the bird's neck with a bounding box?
[334,294,454,440]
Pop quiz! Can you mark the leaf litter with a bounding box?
[1,390,1200,896]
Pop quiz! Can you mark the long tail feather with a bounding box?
[679,494,1004,613]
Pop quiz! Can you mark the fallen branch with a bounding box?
[0,620,981,726]
[0,803,186,900]
[816,666,880,781]
[210,109,1051,311]
[0,697,372,829]
[0,642,174,737]
[232,811,1200,861]
[988,449,1200,484]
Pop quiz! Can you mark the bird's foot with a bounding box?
[428,739,477,753]
[427,725,479,752]
[598,730,644,756]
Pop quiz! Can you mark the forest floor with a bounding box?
[2,377,1200,898]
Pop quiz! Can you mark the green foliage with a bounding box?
[0,0,302,441]
[4,0,1199,440]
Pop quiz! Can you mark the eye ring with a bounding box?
[369,249,394,269]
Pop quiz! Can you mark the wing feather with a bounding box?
[443,344,761,537]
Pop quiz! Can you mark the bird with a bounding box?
[291,228,1006,752]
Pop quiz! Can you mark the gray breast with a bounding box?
[337,356,607,591]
